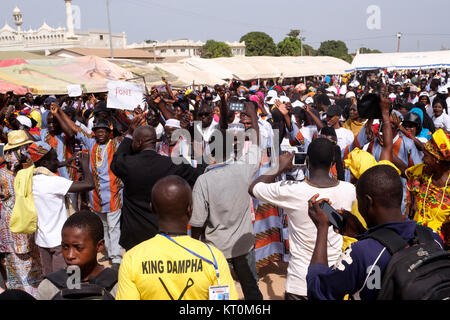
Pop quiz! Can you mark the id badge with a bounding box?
[209,285,230,300]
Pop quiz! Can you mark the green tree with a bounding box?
[359,47,382,54]
[277,37,302,56]
[317,40,352,62]
[302,44,317,56]
[200,40,232,59]
[240,32,277,56]
[287,29,301,39]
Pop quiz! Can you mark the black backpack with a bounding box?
[361,225,450,300]
[46,268,118,300]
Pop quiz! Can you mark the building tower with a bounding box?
[12,6,22,33]
[65,0,75,38]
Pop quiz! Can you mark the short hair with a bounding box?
[62,210,104,244]
[315,93,331,106]
[356,165,403,209]
[307,137,335,169]
[320,126,337,138]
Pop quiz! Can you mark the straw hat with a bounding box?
[4,130,34,151]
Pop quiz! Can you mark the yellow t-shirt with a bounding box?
[116,234,238,300]
[30,110,42,128]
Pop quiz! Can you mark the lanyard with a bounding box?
[205,162,230,173]
[160,233,220,285]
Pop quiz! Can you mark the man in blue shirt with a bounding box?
[306,165,443,300]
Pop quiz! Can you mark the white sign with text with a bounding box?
[107,80,144,111]
[67,84,82,97]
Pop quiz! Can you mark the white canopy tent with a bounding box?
[152,56,351,84]
[348,50,450,72]
[155,61,227,86]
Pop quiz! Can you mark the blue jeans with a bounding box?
[227,249,263,300]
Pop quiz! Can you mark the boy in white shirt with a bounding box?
[26,141,95,275]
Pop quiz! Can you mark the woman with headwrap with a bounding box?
[406,129,450,248]
[401,107,432,143]
[0,130,43,297]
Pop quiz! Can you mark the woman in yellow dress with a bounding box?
[406,129,450,248]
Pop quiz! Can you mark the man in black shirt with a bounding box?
[111,117,205,251]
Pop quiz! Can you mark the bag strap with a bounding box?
[45,269,69,290]
[93,268,118,291]
[412,225,436,245]
[360,227,408,255]
[46,268,118,291]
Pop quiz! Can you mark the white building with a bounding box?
[128,39,246,60]
[0,1,127,54]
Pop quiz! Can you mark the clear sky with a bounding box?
[3,0,450,53]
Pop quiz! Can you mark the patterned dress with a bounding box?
[252,119,285,269]
[0,167,43,297]
[406,163,450,243]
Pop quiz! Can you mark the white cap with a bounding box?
[212,95,221,103]
[305,97,314,104]
[419,91,430,97]
[388,93,397,99]
[292,100,305,108]
[279,95,290,103]
[165,118,181,129]
[265,90,278,100]
[266,96,279,105]
[404,79,411,84]
[349,80,360,88]
[326,86,338,95]
[16,115,32,128]
[345,91,356,98]
[438,85,448,94]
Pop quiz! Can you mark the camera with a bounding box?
[292,152,307,166]
[319,202,345,231]
[228,101,246,112]
[357,93,391,119]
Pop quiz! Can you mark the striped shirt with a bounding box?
[76,130,123,213]
[37,129,76,180]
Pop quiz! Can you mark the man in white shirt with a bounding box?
[194,102,219,163]
[249,138,357,299]
[27,141,95,276]
[325,105,354,151]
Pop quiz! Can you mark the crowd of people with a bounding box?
[0,68,449,300]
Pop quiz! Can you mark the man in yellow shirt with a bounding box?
[116,175,238,300]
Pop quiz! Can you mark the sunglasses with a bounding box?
[198,112,211,117]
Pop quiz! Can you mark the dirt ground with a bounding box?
[235,261,288,300]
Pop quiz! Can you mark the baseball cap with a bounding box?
[305,97,314,104]
[438,85,448,94]
[349,80,360,88]
[165,118,181,129]
[326,86,338,95]
[44,96,57,105]
[345,91,356,98]
[292,100,305,108]
[279,96,290,104]
[16,115,32,128]
[265,90,278,100]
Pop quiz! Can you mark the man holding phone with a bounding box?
[249,137,356,300]
[306,165,444,300]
